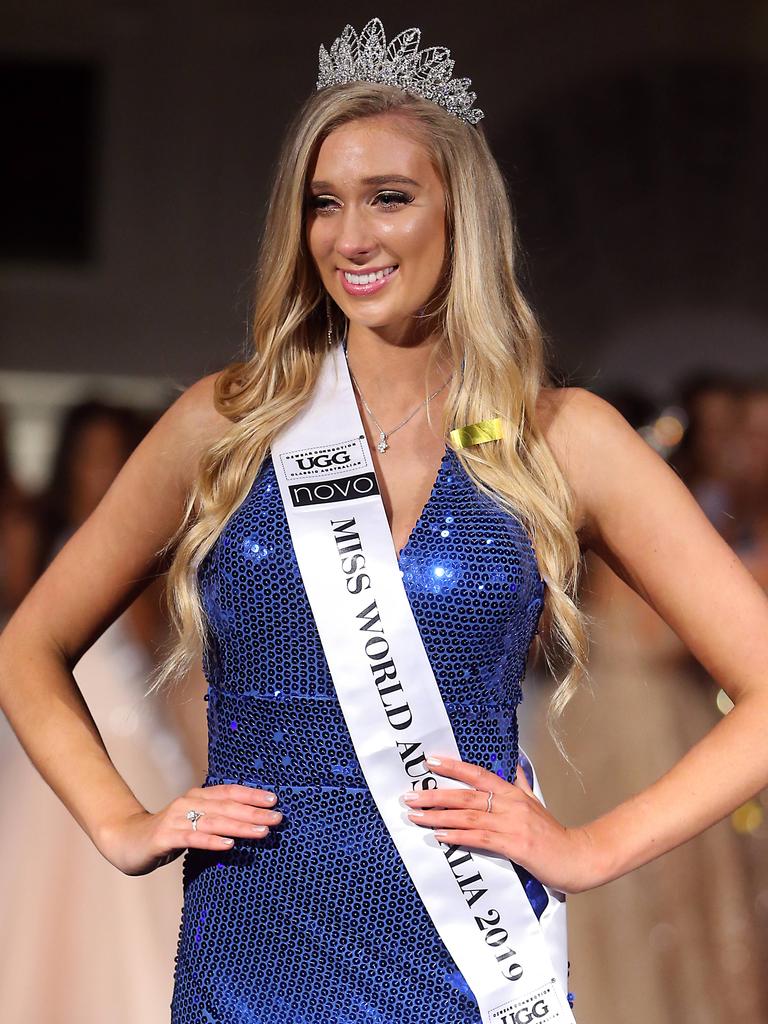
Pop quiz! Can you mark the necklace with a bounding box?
[343,340,452,453]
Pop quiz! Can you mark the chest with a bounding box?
[199,449,545,697]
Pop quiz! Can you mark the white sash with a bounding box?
[270,343,574,1024]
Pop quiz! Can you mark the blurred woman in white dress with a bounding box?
[0,400,205,1024]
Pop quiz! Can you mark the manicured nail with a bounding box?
[408,810,425,818]
[222,837,234,845]
[252,825,268,833]
[265,793,277,804]
[426,756,442,766]
[402,793,419,804]
[433,830,449,838]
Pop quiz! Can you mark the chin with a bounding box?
[348,306,409,325]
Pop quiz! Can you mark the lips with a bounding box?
[337,264,399,296]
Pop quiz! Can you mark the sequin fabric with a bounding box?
[171,445,547,1024]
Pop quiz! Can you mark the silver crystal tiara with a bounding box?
[315,17,484,126]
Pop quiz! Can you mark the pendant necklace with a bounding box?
[343,340,452,453]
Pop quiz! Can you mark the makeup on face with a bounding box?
[305,117,446,331]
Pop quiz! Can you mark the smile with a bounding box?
[338,265,399,296]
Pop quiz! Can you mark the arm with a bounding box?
[402,388,768,892]
[0,374,232,861]
[558,388,768,883]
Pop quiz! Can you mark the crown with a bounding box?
[315,17,484,126]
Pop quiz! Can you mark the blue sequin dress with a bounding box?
[170,444,547,1024]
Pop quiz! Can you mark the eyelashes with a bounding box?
[308,191,414,214]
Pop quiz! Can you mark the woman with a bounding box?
[1,18,767,1023]
[0,399,198,1023]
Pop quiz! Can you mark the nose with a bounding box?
[334,204,378,263]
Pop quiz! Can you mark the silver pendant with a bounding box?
[376,432,389,453]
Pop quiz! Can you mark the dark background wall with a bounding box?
[1,0,766,394]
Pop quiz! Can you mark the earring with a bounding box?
[325,293,335,347]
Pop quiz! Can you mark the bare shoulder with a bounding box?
[534,385,641,540]
[535,385,768,702]
[535,384,629,448]
[158,370,234,484]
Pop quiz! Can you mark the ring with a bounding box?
[486,791,493,814]
[186,809,205,832]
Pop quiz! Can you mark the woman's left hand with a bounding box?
[402,755,608,895]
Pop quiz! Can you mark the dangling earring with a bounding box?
[325,292,335,348]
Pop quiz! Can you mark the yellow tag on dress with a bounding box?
[449,417,504,449]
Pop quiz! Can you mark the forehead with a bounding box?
[311,115,436,183]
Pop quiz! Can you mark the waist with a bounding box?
[205,683,520,789]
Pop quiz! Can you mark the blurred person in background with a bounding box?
[521,383,768,1024]
[671,372,744,544]
[730,380,768,588]
[0,410,39,622]
[0,399,203,1024]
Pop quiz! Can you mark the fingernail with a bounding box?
[222,837,234,845]
[252,825,268,833]
[433,830,448,838]
[426,756,442,765]
[408,810,425,818]
[402,793,419,804]
[265,793,277,804]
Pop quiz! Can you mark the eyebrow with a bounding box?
[309,174,421,193]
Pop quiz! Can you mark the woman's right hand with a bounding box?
[96,783,282,876]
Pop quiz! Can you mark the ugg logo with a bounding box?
[491,983,559,1024]
[499,1000,550,1024]
[279,436,369,481]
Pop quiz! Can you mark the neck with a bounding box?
[343,321,453,408]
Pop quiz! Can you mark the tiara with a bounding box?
[315,17,484,126]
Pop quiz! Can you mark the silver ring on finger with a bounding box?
[485,791,494,814]
[186,808,206,832]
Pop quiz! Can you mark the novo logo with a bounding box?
[280,437,368,481]
[289,472,379,508]
[497,1000,550,1024]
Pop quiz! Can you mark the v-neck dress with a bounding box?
[170,446,548,1024]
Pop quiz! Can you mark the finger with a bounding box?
[191,797,283,828]
[180,810,276,841]
[155,820,243,853]
[406,808,506,832]
[403,788,505,812]
[181,831,241,851]
[188,783,278,807]
[430,827,512,858]
[425,755,514,795]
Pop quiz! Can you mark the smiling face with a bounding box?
[305,113,448,342]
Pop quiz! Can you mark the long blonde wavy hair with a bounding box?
[147,82,589,746]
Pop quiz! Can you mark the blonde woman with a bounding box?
[1,18,767,1024]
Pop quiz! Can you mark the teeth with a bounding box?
[344,266,396,285]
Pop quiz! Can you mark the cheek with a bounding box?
[307,218,336,258]
[399,218,445,275]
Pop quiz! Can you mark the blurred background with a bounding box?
[1,1,767,1021]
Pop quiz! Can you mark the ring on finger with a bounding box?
[186,809,206,832]
[485,791,493,814]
